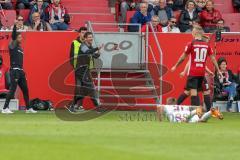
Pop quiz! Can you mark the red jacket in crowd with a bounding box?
[200,9,222,27]
[141,24,162,32]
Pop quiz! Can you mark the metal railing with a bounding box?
[86,21,101,103]
[86,21,164,105]
[86,22,142,33]
[146,23,164,104]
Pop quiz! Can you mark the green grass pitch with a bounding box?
[0,111,240,160]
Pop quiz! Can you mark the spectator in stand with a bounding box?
[17,0,36,9]
[233,0,240,12]
[179,0,200,32]
[120,0,156,23]
[162,17,180,32]
[200,0,222,33]
[214,57,238,112]
[129,2,151,31]
[44,0,50,4]
[216,19,230,32]
[166,0,174,9]
[194,0,206,12]
[154,0,174,27]
[29,0,48,24]
[45,0,69,30]
[119,0,139,23]
[136,0,157,16]
[0,0,13,9]
[28,12,52,31]
[169,0,187,11]
[146,0,159,6]
[141,15,162,32]
[10,15,28,31]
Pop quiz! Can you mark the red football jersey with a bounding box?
[185,40,213,76]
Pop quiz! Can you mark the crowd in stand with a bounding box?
[233,0,240,11]
[120,0,231,33]
[120,0,240,111]
[0,0,69,31]
[214,57,240,112]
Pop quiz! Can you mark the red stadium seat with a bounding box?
[67,7,110,13]
[0,10,16,28]
[173,10,181,22]
[62,0,108,8]
[62,0,117,31]
[115,1,120,22]
[222,13,240,32]
[126,11,136,24]
[17,9,30,22]
[125,11,136,31]
[213,0,224,4]
[214,0,235,13]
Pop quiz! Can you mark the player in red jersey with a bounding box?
[171,26,222,106]
[176,60,214,111]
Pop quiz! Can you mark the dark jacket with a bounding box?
[131,10,152,25]
[76,42,100,70]
[129,10,151,32]
[171,0,187,11]
[214,69,237,91]
[17,0,34,8]
[153,6,173,20]
[136,4,154,13]
[179,9,200,32]
[9,25,24,69]
[233,0,240,7]
[29,3,48,23]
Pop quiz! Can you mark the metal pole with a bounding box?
[149,22,163,104]
[145,24,149,70]
[86,21,101,103]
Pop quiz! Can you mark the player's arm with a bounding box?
[180,60,190,77]
[9,23,19,50]
[11,24,18,44]
[210,55,222,78]
[208,45,222,78]
[81,44,103,55]
[171,52,188,72]
[205,66,214,77]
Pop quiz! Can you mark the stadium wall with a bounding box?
[0,32,239,107]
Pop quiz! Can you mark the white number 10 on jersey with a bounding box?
[194,48,207,62]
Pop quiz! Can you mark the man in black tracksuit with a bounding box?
[69,32,103,112]
[1,24,37,114]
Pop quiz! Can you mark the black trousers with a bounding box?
[73,67,98,107]
[3,69,30,110]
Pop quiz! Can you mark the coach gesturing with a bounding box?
[69,32,103,112]
[1,22,37,114]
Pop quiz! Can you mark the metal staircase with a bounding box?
[92,69,160,109]
[87,22,163,110]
